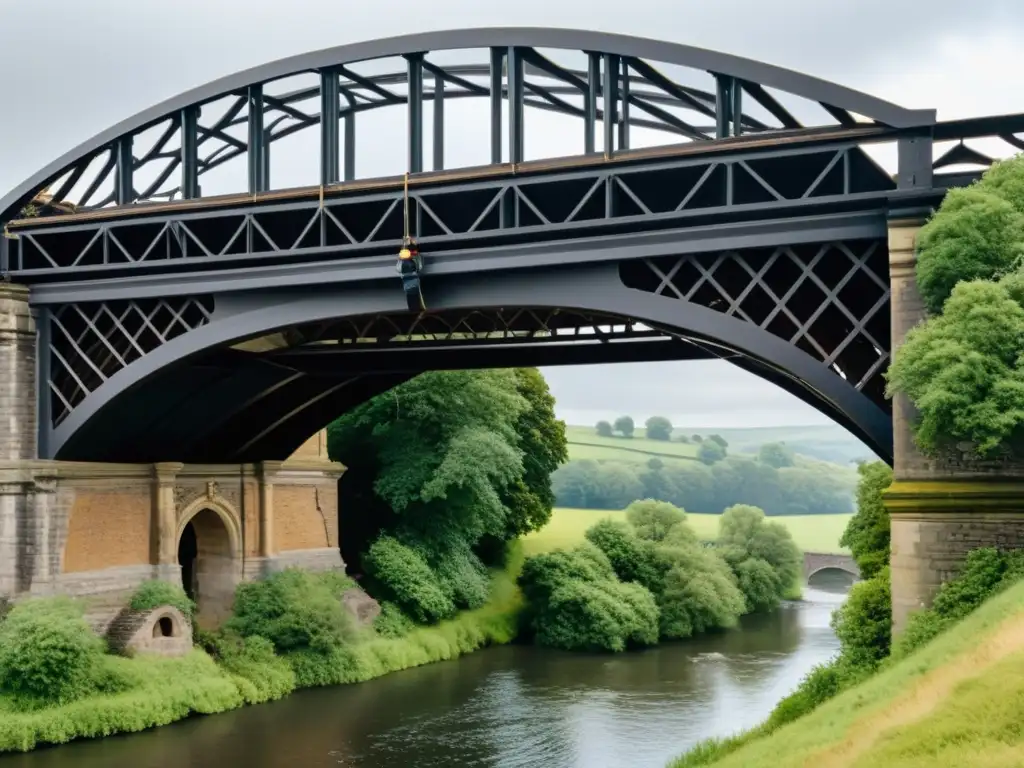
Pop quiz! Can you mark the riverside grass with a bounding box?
[0,551,525,754]
[667,577,1024,768]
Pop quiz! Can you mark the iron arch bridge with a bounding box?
[2,28,1023,464]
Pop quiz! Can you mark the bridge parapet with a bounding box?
[804,551,859,581]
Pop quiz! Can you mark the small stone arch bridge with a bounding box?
[0,28,1022,630]
[804,552,859,584]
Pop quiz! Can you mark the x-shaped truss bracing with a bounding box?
[45,297,215,426]
[620,238,891,409]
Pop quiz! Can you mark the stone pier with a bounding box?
[885,217,1024,633]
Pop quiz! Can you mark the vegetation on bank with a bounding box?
[887,154,1024,457]
[0,556,524,754]
[518,500,802,653]
[524,507,853,556]
[667,459,1024,767]
[553,452,855,515]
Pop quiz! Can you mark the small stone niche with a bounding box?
[106,605,193,658]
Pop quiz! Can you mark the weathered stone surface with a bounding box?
[106,605,192,658]
[886,480,1024,633]
[341,587,381,626]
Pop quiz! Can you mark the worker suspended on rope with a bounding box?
[396,172,426,312]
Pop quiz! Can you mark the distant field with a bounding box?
[564,425,701,463]
[523,507,853,555]
[564,423,876,466]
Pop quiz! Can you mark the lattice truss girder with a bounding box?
[45,297,215,427]
[8,35,926,221]
[9,141,892,272]
[620,238,891,409]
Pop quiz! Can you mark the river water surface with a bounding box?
[9,584,846,768]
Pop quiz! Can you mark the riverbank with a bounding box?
[0,556,524,754]
[670,577,1024,767]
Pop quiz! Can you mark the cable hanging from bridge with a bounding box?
[396,171,426,312]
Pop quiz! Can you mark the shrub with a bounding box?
[734,557,783,613]
[517,544,615,606]
[433,545,490,612]
[584,519,662,591]
[129,580,196,622]
[362,536,454,623]
[718,504,802,604]
[830,568,892,670]
[227,569,359,655]
[0,598,107,705]
[657,560,746,639]
[372,601,416,638]
[764,659,843,730]
[213,634,296,704]
[532,578,659,652]
[625,499,687,542]
[839,462,893,579]
[915,183,1024,315]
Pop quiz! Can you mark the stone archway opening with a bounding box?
[154,616,174,638]
[807,567,858,593]
[176,508,237,629]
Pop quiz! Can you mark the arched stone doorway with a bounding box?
[176,506,239,628]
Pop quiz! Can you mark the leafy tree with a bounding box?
[691,434,703,443]
[497,368,569,541]
[718,504,802,602]
[758,442,795,468]
[596,420,613,437]
[886,278,1024,457]
[840,461,893,579]
[645,415,673,441]
[697,440,726,465]
[707,434,728,449]
[584,519,663,591]
[614,415,635,438]
[676,434,691,443]
[625,499,686,542]
[830,567,892,670]
[915,160,1024,315]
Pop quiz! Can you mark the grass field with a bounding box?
[523,507,852,555]
[565,425,700,462]
[675,578,1024,767]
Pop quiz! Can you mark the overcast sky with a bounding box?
[1,1,1022,433]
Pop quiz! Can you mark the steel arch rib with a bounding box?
[0,27,934,221]
[47,263,892,463]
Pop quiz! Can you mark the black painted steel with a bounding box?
[4,28,1023,466]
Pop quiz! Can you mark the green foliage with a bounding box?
[763,660,843,731]
[552,453,855,516]
[718,504,802,602]
[915,180,1024,315]
[227,569,359,656]
[497,368,569,542]
[886,278,1024,456]
[532,578,660,652]
[645,415,673,441]
[707,434,728,449]
[830,567,892,670]
[839,461,893,578]
[614,415,635,437]
[892,547,1024,661]
[625,498,686,542]
[583,518,662,591]
[207,633,296,704]
[362,536,454,623]
[888,156,1024,456]
[372,601,416,638]
[758,442,795,468]
[734,558,783,613]
[595,420,613,437]
[657,555,746,639]
[129,580,196,621]
[0,598,108,706]
[697,440,726,465]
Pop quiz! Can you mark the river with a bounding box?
[7,583,847,768]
